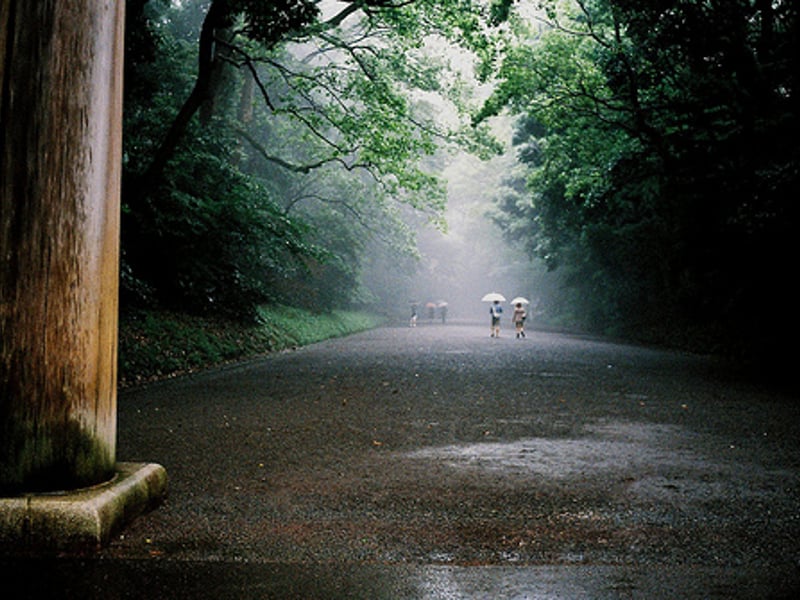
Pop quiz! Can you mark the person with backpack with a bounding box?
[490,300,503,337]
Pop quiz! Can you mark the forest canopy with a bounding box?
[481,0,798,362]
[122,0,501,317]
[121,0,798,365]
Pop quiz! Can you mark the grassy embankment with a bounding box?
[118,306,384,387]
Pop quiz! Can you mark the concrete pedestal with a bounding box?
[0,462,167,552]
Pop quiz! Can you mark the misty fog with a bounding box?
[359,140,562,327]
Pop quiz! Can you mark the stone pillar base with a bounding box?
[0,462,167,553]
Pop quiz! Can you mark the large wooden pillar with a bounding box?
[0,1,125,494]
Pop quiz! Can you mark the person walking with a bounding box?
[512,302,527,338]
[490,300,503,337]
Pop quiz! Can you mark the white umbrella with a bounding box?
[510,297,530,305]
[481,292,506,302]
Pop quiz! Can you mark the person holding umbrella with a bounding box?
[437,301,448,324]
[489,300,503,337]
[482,292,506,337]
[511,297,530,338]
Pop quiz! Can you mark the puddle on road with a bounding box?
[407,421,699,479]
[404,420,794,504]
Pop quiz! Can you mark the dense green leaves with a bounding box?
[228,0,320,46]
[486,0,799,359]
[121,0,495,319]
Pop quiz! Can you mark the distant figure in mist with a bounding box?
[440,304,447,324]
[513,302,527,338]
[490,300,503,337]
[410,304,418,327]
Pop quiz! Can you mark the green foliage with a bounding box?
[228,0,319,47]
[118,306,384,386]
[255,305,383,346]
[121,0,502,320]
[486,0,799,360]
[123,56,320,318]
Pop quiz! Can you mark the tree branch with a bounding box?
[236,127,376,176]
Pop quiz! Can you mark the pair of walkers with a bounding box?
[490,300,526,338]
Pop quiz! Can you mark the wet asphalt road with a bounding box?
[3,321,800,598]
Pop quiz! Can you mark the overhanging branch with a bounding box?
[236,127,376,176]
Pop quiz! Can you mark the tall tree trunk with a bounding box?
[0,1,125,493]
[129,0,226,207]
